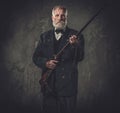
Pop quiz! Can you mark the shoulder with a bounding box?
[66,27,83,37]
[67,27,78,32]
[39,29,53,41]
[41,29,53,37]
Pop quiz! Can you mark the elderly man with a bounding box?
[33,5,84,113]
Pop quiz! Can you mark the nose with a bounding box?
[58,15,62,20]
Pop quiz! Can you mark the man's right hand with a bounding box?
[46,60,58,69]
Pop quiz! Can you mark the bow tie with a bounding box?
[55,29,64,34]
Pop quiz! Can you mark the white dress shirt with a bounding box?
[54,32,63,40]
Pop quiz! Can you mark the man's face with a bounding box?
[52,8,67,29]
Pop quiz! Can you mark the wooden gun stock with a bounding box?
[39,55,59,92]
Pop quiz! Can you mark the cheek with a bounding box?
[52,16,55,21]
[52,17,56,22]
[62,17,66,21]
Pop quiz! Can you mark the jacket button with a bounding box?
[62,68,64,70]
[62,75,65,79]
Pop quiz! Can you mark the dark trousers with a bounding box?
[42,94,77,113]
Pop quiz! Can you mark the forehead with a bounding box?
[53,8,65,14]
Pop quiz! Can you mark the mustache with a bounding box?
[56,20,65,24]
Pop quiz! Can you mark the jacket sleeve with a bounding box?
[32,34,48,70]
[73,34,85,62]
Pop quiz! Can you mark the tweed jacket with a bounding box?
[32,27,84,96]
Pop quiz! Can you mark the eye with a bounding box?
[61,14,65,18]
[55,14,59,17]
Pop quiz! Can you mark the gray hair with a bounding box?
[52,5,68,16]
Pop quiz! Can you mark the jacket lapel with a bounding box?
[58,27,70,52]
[47,29,55,58]
[47,27,70,58]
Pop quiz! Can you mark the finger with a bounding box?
[50,61,57,66]
[52,60,59,63]
[49,65,56,69]
[69,38,74,43]
[49,60,58,65]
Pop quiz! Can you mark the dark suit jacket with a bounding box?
[32,27,84,96]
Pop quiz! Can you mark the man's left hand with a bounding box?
[69,35,78,44]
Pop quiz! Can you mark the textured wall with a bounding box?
[0,0,120,113]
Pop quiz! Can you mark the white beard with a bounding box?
[52,20,67,29]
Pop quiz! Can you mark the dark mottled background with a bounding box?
[0,0,120,113]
